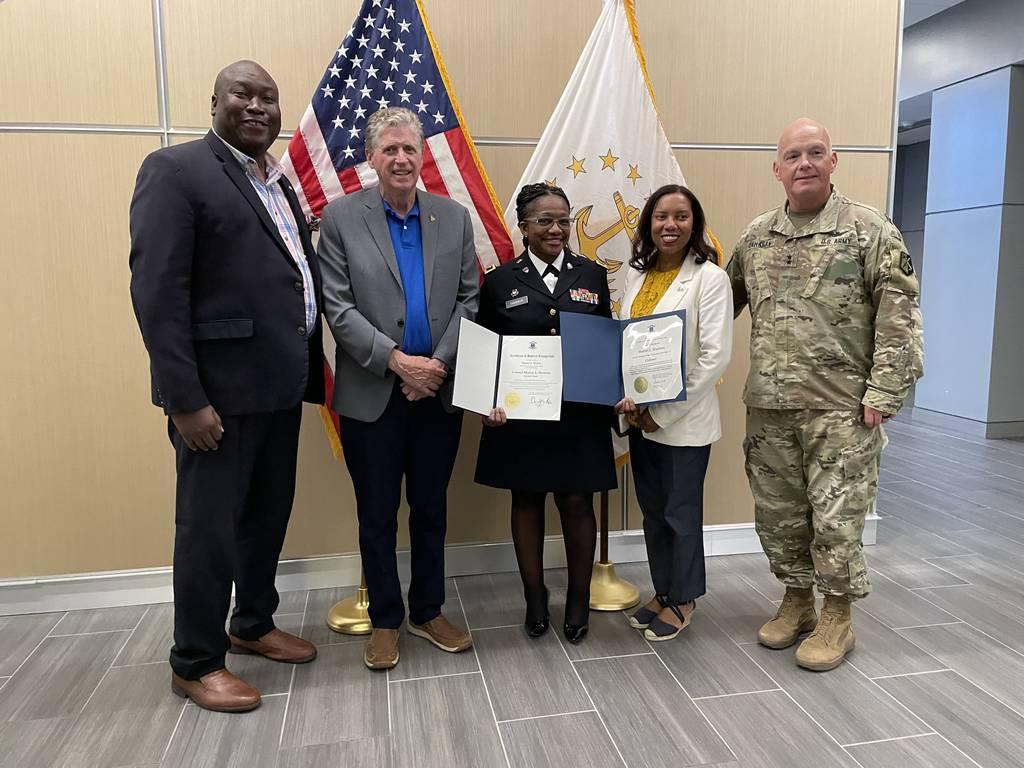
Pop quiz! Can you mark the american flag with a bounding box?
[282,0,513,270]
[281,0,513,457]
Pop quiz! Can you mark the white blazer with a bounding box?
[620,255,733,447]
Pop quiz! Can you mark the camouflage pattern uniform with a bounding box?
[726,188,924,599]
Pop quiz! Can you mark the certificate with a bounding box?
[621,313,685,404]
[452,318,563,421]
[560,310,687,406]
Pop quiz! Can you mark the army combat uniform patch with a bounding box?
[900,252,914,276]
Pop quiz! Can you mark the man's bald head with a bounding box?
[210,60,281,161]
[773,118,837,213]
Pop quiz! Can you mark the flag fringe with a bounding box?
[318,404,343,461]
[414,0,511,239]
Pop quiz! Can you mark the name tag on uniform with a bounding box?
[569,288,599,305]
[505,296,529,309]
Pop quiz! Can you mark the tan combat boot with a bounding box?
[757,587,817,649]
[795,595,855,671]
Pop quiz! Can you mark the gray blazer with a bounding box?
[318,187,480,421]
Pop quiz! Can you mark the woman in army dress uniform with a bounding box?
[474,183,617,644]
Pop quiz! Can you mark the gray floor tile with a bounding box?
[874,516,973,557]
[280,641,388,749]
[740,642,930,744]
[501,711,622,768]
[162,694,286,768]
[299,587,368,648]
[473,626,589,721]
[899,622,1024,713]
[0,631,129,722]
[278,736,393,768]
[54,663,183,768]
[699,574,779,643]
[876,488,982,533]
[456,571,535,630]
[551,597,650,662]
[697,690,859,767]
[390,672,506,768]
[869,548,969,590]
[654,614,776,698]
[113,603,173,667]
[225,612,304,695]
[858,571,957,630]
[844,608,947,679]
[845,733,980,767]
[0,716,78,768]
[947,505,1024,542]
[275,590,309,615]
[877,671,1024,768]
[915,584,1024,653]
[0,612,64,675]
[943,529,1024,572]
[577,654,734,767]
[51,605,149,636]
[925,553,1024,597]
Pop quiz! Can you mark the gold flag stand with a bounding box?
[326,572,372,635]
[589,489,639,610]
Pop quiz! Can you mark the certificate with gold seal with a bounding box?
[452,319,563,421]
[559,310,687,406]
[621,313,685,404]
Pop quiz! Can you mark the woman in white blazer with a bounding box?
[615,184,733,641]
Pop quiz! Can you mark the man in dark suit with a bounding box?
[130,60,322,712]
[318,107,479,670]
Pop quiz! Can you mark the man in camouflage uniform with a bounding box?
[726,118,923,671]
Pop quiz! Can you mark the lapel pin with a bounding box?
[522,267,530,273]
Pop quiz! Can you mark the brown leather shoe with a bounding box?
[408,614,473,653]
[364,628,400,670]
[171,669,261,713]
[229,628,318,664]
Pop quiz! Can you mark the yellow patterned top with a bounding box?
[630,265,681,318]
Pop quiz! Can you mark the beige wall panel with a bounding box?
[637,0,899,147]
[425,0,600,138]
[0,133,167,578]
[163,0,362,130]
[0,0,157,124]
[475,145,537,212]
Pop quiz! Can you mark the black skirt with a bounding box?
[474,401,618,493]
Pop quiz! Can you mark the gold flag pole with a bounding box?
[326,571,372,635]
[589,489,639,610]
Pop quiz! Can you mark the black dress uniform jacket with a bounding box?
[474,250,617,492]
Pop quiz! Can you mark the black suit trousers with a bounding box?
[169,405,302,679]
[341,384,463,629]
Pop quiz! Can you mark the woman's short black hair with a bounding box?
[515,182,571,222]
[629,184,716,272]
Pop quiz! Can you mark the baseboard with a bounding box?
[906,407,1024,439]
[0,516,878,616]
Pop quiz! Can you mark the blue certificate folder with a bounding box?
[560,310,687,406]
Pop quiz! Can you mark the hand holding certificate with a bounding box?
[452,318,563,421]
[560,310,686,406]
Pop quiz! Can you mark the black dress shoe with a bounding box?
[524,586,550,639]
[563,622,589,644]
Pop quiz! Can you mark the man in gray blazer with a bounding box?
[318,107,479,670]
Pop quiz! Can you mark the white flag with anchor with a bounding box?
[504,0,690,318]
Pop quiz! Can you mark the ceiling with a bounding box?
[903,0,967,27]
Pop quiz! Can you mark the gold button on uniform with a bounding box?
[549,308,556,316]
[550,328,556,335]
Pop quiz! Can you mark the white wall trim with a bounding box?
[0,517,878,616]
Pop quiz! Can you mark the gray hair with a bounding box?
[364,107,424,154]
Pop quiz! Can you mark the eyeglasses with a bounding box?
[521,217,574,229]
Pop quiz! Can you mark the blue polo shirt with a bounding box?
[383,198,432,355]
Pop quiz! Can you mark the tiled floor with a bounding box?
[2,416,1024,767]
